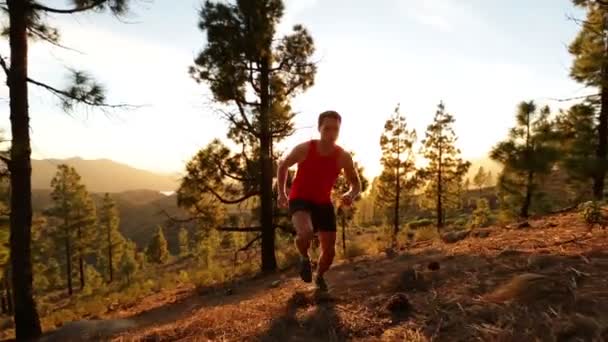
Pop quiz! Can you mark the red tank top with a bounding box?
[289,140,342,204]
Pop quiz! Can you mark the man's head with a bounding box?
[318,110,341,143]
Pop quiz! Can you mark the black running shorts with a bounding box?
[288,199,337,232]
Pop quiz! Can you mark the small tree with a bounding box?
[418,102,471,229]
[375,104,417,245]
[178,228,190,257]
[473,166,488,195]
[146,227,170,264]
[119,251,137,285]
[99,194,124,283]
[469,199,491,228]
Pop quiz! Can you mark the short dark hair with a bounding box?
[318,110,341,128]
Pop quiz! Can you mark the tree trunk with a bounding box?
[594,80,608,200]
[108,226,113,283]
[259,57,277,272]
[65,233,73,295]
[7,0,43,338]
[5,276,13,315]
[77,224,85,290]
[521,171,534,218]
[437,147,444,230]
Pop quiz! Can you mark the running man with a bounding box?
[277,110,361,291]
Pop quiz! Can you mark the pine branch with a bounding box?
[30,0,108,14]
[28,27,84,54]
[27,77,137,109]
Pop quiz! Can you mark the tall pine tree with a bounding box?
[569,0,608,199]
[48,165,97,293]
[375,104,417,243]
[186,0,316,272]
[99,194,124,283]
[419,102,470,229]
[1,1,137,336]
[490,101,559,218]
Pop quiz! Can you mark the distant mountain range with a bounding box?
[32,158,180,193]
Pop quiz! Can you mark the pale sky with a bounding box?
[0,0,590,179]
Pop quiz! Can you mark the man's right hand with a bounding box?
[278,193,288,208]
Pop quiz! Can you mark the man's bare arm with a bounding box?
[343,152,362,198]
[277,143,307,197]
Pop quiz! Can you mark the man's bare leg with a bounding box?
[315,231,336,291]
[292,211,314,282]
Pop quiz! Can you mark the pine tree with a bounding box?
[490,101,560,218]
[99,194,124,283]
[473,166,488,194]
[419,102,471,229]
[146,227,170,264]
[178,228,190,257]
[49,165,80,295]
[555,103,597,201]
[72,187,97,291]
[2,1,136,336]
[470,198,491,228]
[186,0,317,272]
[569,0,608,199]
[375,104,417,244]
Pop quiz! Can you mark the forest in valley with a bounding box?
[1,0,608,340]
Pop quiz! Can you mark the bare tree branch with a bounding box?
[233,234,262,265]
[30,0,108,14]
[566,14,605,37]
[0,55,9,80]
[247,61,260,94]
[205,186,258,205]
[546,93,600,102]
[217,226,262,232]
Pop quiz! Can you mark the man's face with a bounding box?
[319,117,341,143]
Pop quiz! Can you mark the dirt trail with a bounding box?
[43,212,608,341]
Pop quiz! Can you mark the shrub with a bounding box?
[414,226,439,242]
[579,201,603,227]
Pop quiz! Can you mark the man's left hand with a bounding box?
[340,192,354,207]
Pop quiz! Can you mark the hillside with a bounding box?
[32,211,608,341]
[32,189,190,252]
[32,158,179,193]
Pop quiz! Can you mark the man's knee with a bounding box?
[292,212,314,240]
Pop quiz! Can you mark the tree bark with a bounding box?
[594,77,608,200]
[77,224,85,290]
[521,171,534,218]
[7,0,43,338]
[108,225,113,283]
[259,57,277,272]
[65,233,73,295]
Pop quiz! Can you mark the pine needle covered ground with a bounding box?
[14,211,608,341]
